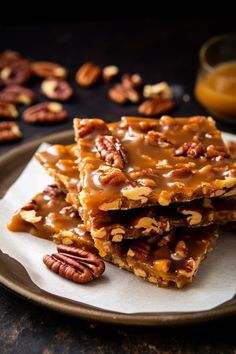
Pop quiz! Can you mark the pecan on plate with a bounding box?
[0,50,20,69]
[95,135,127,169]
[138,97,175,116]
[0,101,18,119]
[0,121,22,143]
[31,61,67,79]
[41,77,73,101]
[23,102,68,124]
[0,60,32,86]
[75,62,102,87]
[102,65,119,82]
[43,244,105,283]
[0,85,36,105]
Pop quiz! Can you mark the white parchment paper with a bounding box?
[0,139,236,314]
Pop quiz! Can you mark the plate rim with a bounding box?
[0,129,236,326]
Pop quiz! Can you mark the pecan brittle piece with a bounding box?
[95,135,127,169]
[23,102,68,124]
[43,244,105,284]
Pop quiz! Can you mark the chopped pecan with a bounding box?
[95,135,127,169]
[43,185,62,198]
[138,97,175,116]
[99,168,126,185]
[171,240,188,261]
[0,101,18,119]
[0,121,22,143]
[75,62,102,87]
[102,65,119,82]
[43,244,105,283]
[31,61,67,79]
[0,85,36,105]
[76,118,109,139]
[0,59,32,86]
[205,145,229,159]
[0,50,20,69]
[60,206,78,218]
[226,141,236,158]
[178,208,202,225]
[168,167,193,178]
[145,130,172,147]
[122,186,152,204]
[153,259,171,273]
[175,141,205,158]
[128,242,150,259]
[108,83,140,104]
[41,78,73,101]
[20,209,42,223]
[143,81,172,99]
[23,102,68,124]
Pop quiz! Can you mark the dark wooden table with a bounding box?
[1,17,236,353]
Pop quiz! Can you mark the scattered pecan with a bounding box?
[76,118,109,139]
[23,102,68,124]
[174,141,205,158]
[128,242,150,259]
[0,121,22,143]
[0,101,18,119]
[75,62,102,87]
[31,61,67,79]
[99,168,126,185]
[138,97,175,116]
[143,81,172,99]
[0,59,32,86]
[0,50,20,69]
[0,85,36,105]
[43,185,62,198]
[168,167,193,178]
[108,83,140,104]
[122,73,142,89]
[205,145,229,159]
[41,77,73,101]
[102,65,119,82]
[95,135,127,169]
[60,206,78,218]
[43,244,105,284]
[145,130,172,147]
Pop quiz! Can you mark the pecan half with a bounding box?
[205,145,229,159]
[0,121,22,143]
[138,97,175,116]
[0,50,20,69]
[0,85,36,105]
[143,81,172,99]
[41,77,73,101]
[122,74,142,89]
[0,101,18,119]
[43,244,105,283]
[102,65,119,82]
[145,130,172,147]
[175,141,205,158]
[98,168,126,185]
[23,102,68,124]
[43,184,62,198]
[0,60,32,86]
[31,61,67,79]
[76,118,109,139]
[109,84,140,104]
[95,135,127,169]
[75,62,102,87]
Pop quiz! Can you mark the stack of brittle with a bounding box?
[8,115,236,288]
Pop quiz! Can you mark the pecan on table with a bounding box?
[0,85,36,105]
[31,61,67,79]
[122,73,142,89]
[0,50,20,69]
[41,77,73,101]
[138,97,175,116]
[102,65,119,82]
[108,84,140,104]
[0,59,32,86]
[23,102,68,124]
[0,101,18,119]
[95,135,127,169]
[43,244,105,283]
[0,121,22,143]
[75,62,102,87]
